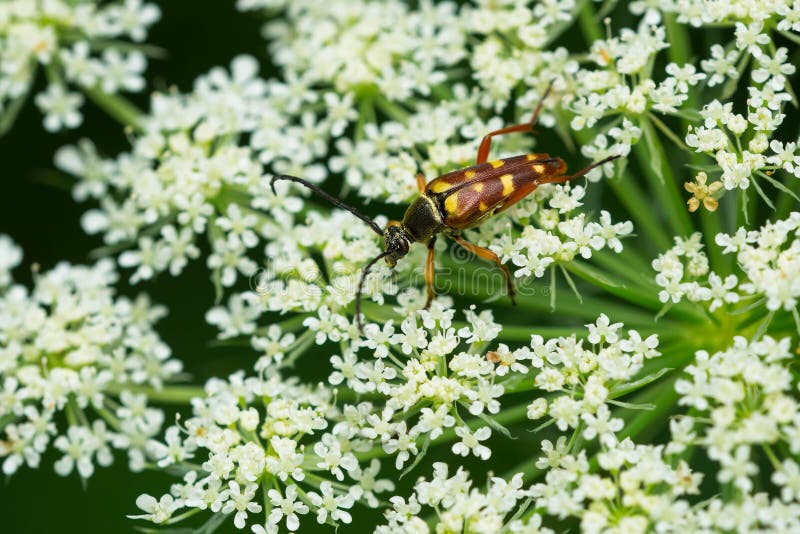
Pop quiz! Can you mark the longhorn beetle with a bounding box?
[271,84,620,332]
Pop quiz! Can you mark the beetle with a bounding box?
[271,84,620,331]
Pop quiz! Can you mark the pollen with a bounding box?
[500,174,514,196]
[489,159,505,168]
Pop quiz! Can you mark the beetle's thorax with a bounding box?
[401,194,445,243]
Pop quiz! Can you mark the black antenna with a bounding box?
[270,175,384,236]
[540,155,622,185]
[355,250,390,333]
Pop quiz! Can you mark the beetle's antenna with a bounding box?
[355,250,390,334]
[271,175,384,236]
[540,155,621,185]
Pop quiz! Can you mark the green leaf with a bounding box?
[641,118,665,185]
[759,171,800,202]
[607,399,656,410]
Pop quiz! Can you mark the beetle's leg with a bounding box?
[475,81,554,164]
[452,235,516,304]
[424,237,437,309]
[416,173,427,194]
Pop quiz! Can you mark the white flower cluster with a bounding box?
[330,309,659,472]
[58,57,282,287]
[653,212,800,314]
[481,189,633,280]
[0,0,159,132]
[655,0,800,30]
[524,314,660,443]
[377,462,547,534]
[683,30,796,194]
[333,304,508,468]
[130,369,395,533]
[567,25,701,134]
[257,0,467,102]
[652,232,739,310]
[460,2,705,174]
[379,439,701,533]
[204,208,416,347]
[670,335,800,531]
[380,335,800,534]
[531,437,703,532]
[717,212,800,312]
[0,236,181,479]
[129,307,670,532]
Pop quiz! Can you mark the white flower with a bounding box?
[128,494,181,524]
[267,485,308,531]
[307,481,354,524]
[452,426,492,459]
[221,481,262,529]
[581,405,624,445]
[586,314,623,344]
[34,84,84,131]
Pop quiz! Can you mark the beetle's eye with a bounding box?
[397,239,409,256]
[388,236,408,257]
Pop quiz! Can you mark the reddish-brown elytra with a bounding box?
[271,83,620,332]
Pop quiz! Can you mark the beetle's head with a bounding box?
[383,224,410,267]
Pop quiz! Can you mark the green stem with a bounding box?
[577,0,603,44]
[82,86,144,130]
[105,383,205,404]
[762,443,783,472]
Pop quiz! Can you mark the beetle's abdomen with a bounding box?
[402,196,445,243]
